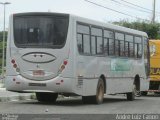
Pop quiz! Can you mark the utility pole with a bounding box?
[152,0,156,23]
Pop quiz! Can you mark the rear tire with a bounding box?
[93,78,105,104]
[36,92,58,103]
[82,78,105,104]
[154,92,160,95]
[126,84,135,101]
[141,91,148,96]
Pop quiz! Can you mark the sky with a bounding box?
[0,0,160,31]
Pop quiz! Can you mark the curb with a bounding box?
[0,83,5,88]
[0,88,6,91]
[0,93,36,102]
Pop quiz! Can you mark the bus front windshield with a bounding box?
[14,14,69,48]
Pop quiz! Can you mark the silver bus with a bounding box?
[6,12,150,104]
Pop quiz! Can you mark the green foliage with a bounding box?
[113,20,160,39]
[0,31,7,74]
[0,31,8,42]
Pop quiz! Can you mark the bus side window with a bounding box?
[125,35,134,57]
[115,32,124,56]
[91,36,96,55]
[135,37,142,58]
[77,34,83,53]
[77,24,90,55]
[109,38,114,55]
[83,35,90,54]
[104,30,114,56]
[91,27,103,55]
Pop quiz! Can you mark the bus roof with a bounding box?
[12,12,148,37]
[70,14,148,37]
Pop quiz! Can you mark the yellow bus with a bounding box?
[149,40,160,93]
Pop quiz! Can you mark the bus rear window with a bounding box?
[13,14,69,48]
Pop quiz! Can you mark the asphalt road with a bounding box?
[0,94,160,120]
[0,94,160,114]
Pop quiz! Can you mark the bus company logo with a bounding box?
[150,68,160,75]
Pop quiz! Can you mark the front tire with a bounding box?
[36,92,58,103]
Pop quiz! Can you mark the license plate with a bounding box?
[33,70,45,76]
[29,83,46,87]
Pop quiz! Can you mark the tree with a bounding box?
[0,31,8,74]
[113,20,160,39]
[0,31,7,42]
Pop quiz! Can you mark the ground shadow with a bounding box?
[142,92,160,97]
[16,95,144,107]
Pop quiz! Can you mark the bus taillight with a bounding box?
[13,64,17,68]
[11,59,17,68]
[11,59,20,72]
[11,59,15,64]
[63,60,68,65]
[58,60,68,74]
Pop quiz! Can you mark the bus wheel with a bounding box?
[93,78,104,104]
[126,84,135,101]
[141,91,148,96]
[154,92,160,95]
[36,92,58,103]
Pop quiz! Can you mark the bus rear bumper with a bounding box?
[5,75,73,93]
